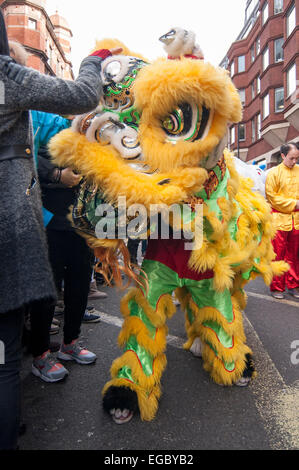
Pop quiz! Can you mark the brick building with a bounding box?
[0,0,74,79]
[221,0,298,168]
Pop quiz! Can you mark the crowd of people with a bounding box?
[0,6,299,450]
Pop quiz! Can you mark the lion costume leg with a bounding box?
[102,258,180,422]
[176,278,256,386]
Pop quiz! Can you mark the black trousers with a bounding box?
[47,229,93,345]
[0,308,24,450]
[29,230,93,355]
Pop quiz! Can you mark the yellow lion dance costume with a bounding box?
[50,38,287,424]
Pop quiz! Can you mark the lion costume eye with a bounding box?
[161,102,213,143]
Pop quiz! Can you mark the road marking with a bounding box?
[97,308,299,449]
[246,290,299,308]
[98,311,185,349]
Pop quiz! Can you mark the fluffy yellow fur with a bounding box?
[133,58,242,172]
[49,129,207,211]
[92,38,148,62]
[180,291,253,385]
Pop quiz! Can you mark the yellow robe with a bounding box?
[265,163,299,231]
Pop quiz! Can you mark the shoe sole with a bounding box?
[57,351,96,365]
[31,365,68,383]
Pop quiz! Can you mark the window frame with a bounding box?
[28,18,37,30]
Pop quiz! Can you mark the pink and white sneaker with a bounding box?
[57,340,97,365]
[32,351,69,383]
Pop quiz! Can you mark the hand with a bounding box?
[60,167,82,188]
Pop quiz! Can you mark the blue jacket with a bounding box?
[31,110,71,226]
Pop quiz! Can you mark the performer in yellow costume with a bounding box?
[49,36,287,424]
[266,142,299,299]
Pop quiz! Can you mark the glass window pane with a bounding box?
[275,88,284,112]
[252,118,256,143]
[274,38,284,62]
[263,48,269,71]
[231,61,235,77]
[238,55,245,73]
[256,37,261,55]
[257,114,261,139]
[252,82,255,100]
[231,126,235,144]
[239,123,246,141]
[263,94,270,118]
[287,4,296,37]
[257,76,261,93]
[262,2,269,24]
[239,89,246,105]
[274,0,283,14]
[287,63,296,96]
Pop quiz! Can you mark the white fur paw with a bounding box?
[190,337,204,358]
[235,377,251,387]
[110,408,133,424]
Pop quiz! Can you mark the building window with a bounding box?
[263,94,270,119]
[238,55,245,73]
[231,126,235,145]
[28,18,37,30]
[274,0,283,14]
[287,63,296,97]
[238,123,246,142]
[262,48,269,71]
[251,45,255,63]
[262,2,269,25]
[286,4,296,37]
[257,113,261,139]
[257,76,261,94]
[251,81,255,100]
[239,89,246,106]
[274,38,284,63]
[274,87,284,112]
[251,118,256,143]
[256,37,261,55]
[230,61,235,77]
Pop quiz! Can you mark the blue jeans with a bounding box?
[0,308,24,450]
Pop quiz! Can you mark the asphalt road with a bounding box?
[18,276,299,452]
